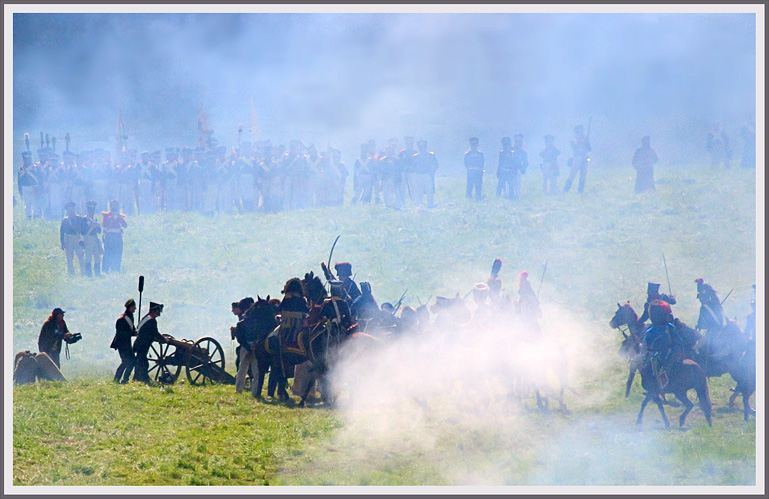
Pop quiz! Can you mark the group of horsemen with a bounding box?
[629,278,756,391]
[226,258,546,398]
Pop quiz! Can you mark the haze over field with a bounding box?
[12,11,757,167]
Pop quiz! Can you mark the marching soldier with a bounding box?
[82,201,104,277]
[412,140,438,208]
[111,298,138,383]
[60,201,86,276]
[464,137,484,200]
[563,124,591,194]
[101,199,127,274]
[18,151,41,219]
[133,302,166,383]
[539,134,560,195]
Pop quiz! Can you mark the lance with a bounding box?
[25,133,30,152]
[137,275,145,320]
[662,253,673,296]
[537,259,548,299]
[720,289,733,306]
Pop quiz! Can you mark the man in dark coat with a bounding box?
[464,137,484,200]
[133,302,166,383]
[111,298,138,383]
[642,300,684,385]
[639,282,676,324]
[38,308,76,368]
[496,137,515,199]
[335,262,361,302]
[632,135,659,193]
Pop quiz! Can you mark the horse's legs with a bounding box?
[674,391,694,427]
[637,394,651,425]
[535,389,548,412]
[625,369,635,398]
[654,395,671,429]
[729,385,739,408]
[254,360,267,401]
[298,369,319,408]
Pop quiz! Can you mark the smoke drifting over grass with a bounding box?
[325,303,634,485]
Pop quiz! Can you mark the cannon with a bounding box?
[147,334,235,385]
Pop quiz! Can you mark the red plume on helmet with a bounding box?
[519,270,529,287]
[490,258,502,278]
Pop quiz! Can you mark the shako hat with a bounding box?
[149,302,164,313]
[124,298,136,309]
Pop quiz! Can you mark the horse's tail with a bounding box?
[694,364,713,427]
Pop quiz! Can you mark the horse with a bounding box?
[634,349,712,428]
[727,340,756,421]
[234,295,279,400]
[609,302,648,398]
[266,272,359,407]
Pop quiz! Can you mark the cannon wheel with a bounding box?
[186,337,226,386]
[147,341,182,384]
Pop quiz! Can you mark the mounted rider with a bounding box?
[639,282,676,323]
[334,262,362,303]
[693,277,741,360]
[642,299,685,389]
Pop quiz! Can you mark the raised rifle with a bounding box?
[392,289,408,314]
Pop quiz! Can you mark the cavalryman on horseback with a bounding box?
[642,300,684,389]
[639,282,676,323]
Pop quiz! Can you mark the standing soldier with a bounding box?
[412,139,438,208]
[18,151,40,219]
[378,142,404,210]
[464,137,484,201]
[38,308,77,368]
[631,135,659,193]
[60,201,86,276]
[162,147,180,211]
[510,134,528,200]
[496,137,514,199]
[539,134,560,195]
[101,199,127,274]
[111,298,138,383]
[706,122,732,168]
[133,302,166,383]
[352,143,376,205]
[324,148,348,206]
[45,153,65,219]
[136,151,155,215]
[82,201,103,277]
[563,124,591,194]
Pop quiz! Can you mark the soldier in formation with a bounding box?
[631,135,658,193]
[539,134,560,195]
[464,137,484,200]
[563,124,591,194]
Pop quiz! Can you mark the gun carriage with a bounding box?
[147,334,235,385]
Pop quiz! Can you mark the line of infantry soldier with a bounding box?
[59,199,127,276]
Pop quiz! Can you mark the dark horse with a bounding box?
[610,302,712,427]
[266,272,358,407]
[234,295,278,400]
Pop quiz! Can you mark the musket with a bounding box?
[720,289,733,306]
[392,289,408,314]
[537,259,548,299]
[137,275,145,320]
[662,252,672,296]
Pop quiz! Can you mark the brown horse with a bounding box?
[636,354,712,428]
[609,302,647,398]
[234,295,279,400]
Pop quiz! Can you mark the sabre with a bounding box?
[720,289,733,306]
[537,259,548,299]
[137,275,145,320]
[327,234,340,275]
[662,253,672,296]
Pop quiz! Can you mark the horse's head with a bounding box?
[609,301,637,330]
[302,271,327,304]
[247,295,278,330]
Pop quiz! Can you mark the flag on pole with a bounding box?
[249,96,260,142]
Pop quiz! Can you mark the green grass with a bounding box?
[12,163,757,486]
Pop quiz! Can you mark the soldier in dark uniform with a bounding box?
[60,201,86,276]
[539,134,560,195]
[632,136,658,193]
[464,137,484,200]
[639,282,676,324]
[351,281,379,326]
[111,298,138,383]
[563,124,591,194]
[706,122,732,168]
[642,300,685,384]
[694,277,725,334]
[496,137,514,199]
[412,140,438,208]
[38,308,77,368]
[509,134,528,200]
[133,302,166,383]
[334,262,362,303]
[353,143,377,205]
[378,143,404,210]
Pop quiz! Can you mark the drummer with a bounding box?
[132,302,167,383]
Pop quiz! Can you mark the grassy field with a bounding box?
[11,162,758,487]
